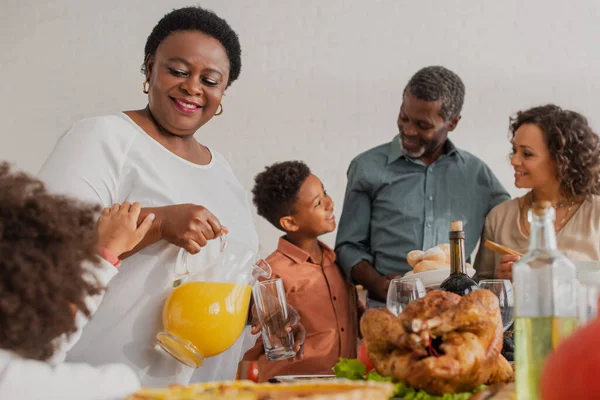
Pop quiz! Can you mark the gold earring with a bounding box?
[142,79,149,94]
[215,103,223,116]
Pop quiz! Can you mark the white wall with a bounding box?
[1,0,599,254]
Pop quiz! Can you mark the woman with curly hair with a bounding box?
[474,105,600,280]
[0,163,154,399]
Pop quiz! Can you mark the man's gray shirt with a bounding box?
[335,135,510,277]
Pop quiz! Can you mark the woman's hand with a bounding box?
[97,202,155,257]
[495,254,520,280]
[158,204,227,254]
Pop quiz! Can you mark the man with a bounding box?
[335,66,509,306]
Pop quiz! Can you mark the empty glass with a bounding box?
[478,279,514,331]
[252,278,296,361]
[386,277,426,316]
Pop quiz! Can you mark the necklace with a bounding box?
[523,191,577,235]
[530,191,576,209]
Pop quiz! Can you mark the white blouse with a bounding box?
[38,113,259,387]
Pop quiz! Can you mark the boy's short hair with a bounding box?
[252,161,311,231]
[0,162,104,361]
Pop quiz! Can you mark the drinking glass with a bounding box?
[386,277,426,316]
[252,278,296,361]
[478,279,515,331]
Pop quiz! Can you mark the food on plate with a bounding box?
[423,246,447,263]
[540,316,600,400]
[407,250,425,268]
[407,245,449,268]
[407,244,475,284]
[333,358,487,399]
[413,260,450,273]
[360,290,514,395]
[406,250,423,268]
[407,244,474,272]
[438,243,451,260]
[127,379,396,400]
[406,243,458,273]
[407,244,476,274]
[356,341,374,373]
[470,383,515,400]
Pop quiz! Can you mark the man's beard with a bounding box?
[400,132,427,158]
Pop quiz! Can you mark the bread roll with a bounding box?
[422,246,446,263]
[438,243,451,264]
[414,260,450,273]
[407,250,424,268]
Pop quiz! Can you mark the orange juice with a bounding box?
[162,281,251,359]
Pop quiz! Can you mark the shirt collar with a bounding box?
[387,134,465,165]
[276,237,336,265]
[387,135,404,164]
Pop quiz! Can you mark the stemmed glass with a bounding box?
[386,277,426,317]
[478,279,515,331]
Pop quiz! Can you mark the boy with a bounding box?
[244,161,359,382]
[0,162,154,399]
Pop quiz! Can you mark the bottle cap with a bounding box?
[451,220,463,232]
[450,220,465,240]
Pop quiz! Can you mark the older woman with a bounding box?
[38,7,303,387]
[475,105,600,280]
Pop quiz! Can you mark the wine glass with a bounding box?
[386,277,426,317]
[478,279,515,331]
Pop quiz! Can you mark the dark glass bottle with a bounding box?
[439,220,478,296]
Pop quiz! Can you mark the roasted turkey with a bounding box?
[361,290,513,395]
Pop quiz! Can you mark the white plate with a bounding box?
[403,268,476,288]
[271,375,336,383]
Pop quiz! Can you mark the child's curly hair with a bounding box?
[252,161,311,230]
[510,104,600,198]
[0,162,104,361]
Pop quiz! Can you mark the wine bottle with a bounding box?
[439,220,478,296]
[514,201,577,400]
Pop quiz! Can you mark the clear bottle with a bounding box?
[514,201,578,400]
[439,220,478,296]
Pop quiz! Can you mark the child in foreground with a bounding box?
[0,162,154,400]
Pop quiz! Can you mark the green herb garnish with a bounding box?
[333,358,486,399]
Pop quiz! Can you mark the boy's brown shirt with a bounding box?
[244,237,358,382]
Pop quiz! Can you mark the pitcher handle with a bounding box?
[219,232,228,252]
[253,257,272,281]
[173,233,229,287]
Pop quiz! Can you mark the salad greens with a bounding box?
[333,358,485,400]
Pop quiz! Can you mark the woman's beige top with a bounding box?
[474,195,600,279]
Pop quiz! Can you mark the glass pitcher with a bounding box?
[156,235,271,368]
